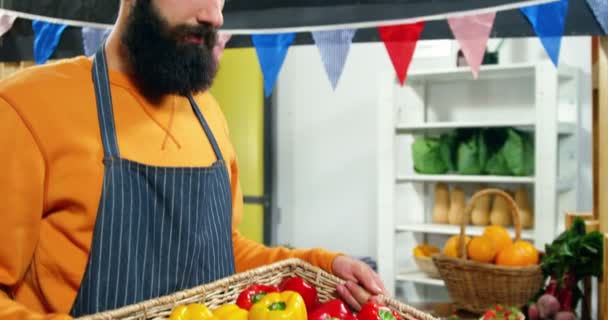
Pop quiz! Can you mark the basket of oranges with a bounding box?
[432,188,544,314]
[413,244,441,278]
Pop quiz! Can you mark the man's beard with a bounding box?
[122,0,218,100]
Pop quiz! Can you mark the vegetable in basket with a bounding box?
[236,284,280,310]
[278,276,318,311]
[249,291,307,320]
[356,301,402,320]
[169,303,217,320]
[213,304,248,320]
[308,298,357,320]
[480,305,524,320]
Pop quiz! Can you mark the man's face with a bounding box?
[121,0,225,100]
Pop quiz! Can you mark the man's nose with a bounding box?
[196,0,223,28]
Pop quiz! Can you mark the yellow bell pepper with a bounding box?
[213,304,248,320]
[169,303,218,320]
[249,291,307,320]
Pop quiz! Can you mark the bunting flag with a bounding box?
[312,29,356,90]
[520,0,569,66]
[448,12,496,79]
[33,20,68,64]
[585,0,608,34]
[0,11,17,38]
[214,32,232,62]
[378,22,425,86]
[252,33,296,97]
[82,27,111,56]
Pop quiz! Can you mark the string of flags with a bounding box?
[0,0,606,96]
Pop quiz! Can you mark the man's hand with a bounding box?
[332,255,387,311]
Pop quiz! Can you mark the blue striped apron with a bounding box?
[70,47,236,316]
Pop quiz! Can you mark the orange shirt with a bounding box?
[0,56,338,319]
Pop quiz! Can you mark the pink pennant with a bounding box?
[378,22,425,86]
[0,11,17,38]
[213,32,232,63]
[448,12,496,79]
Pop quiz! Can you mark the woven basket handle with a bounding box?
[458,188,522,259]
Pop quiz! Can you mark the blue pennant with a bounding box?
[521,0,569,67]
[585,0,608,34]
[32,20,68,65]
[82,27,111,56]
[252,33,296,97]
[312,29,357,90]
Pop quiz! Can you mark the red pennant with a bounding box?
[378,22,425,86]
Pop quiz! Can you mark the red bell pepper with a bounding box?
[236,284,280,310]
[357,301,402,320]
[308,299,357,320]
[278,276,318,311]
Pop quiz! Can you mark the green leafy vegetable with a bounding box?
[412,137,448,174]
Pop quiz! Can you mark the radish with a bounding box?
[557,288,574,311]
[554,311,577,320]
[545,279,558,296]
[527,303,539,320]
[537,294,560,318]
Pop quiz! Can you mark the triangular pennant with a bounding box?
[448,12,496,79]
[0,10,17,38]
[585,0,608,34]
[82,27,111,56]
[312,29,356,90]
[32,20,68,65]
[378,22,425,86]
[252,33,296,97]
[521,0,569,66]
[213,32,232,63]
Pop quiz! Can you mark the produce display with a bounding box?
[412,128,534,176]
[526,218,603,320]
[169,276,403,320]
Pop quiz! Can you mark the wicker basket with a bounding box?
[432,188,544,314]
[77,258,438,320]
[414,255,441,278]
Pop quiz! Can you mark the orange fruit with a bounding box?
[483,225,513,253]
[467,236,497,263]
[496,240,539,266]
[513,240,539,264]
[413,244,440,257]
[421,244,440,256]
[444,235,471,258]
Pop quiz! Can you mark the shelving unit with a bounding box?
[396,270,444,287]
[376,61,582,301]
[395,223,535,240]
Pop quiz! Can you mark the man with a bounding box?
[0,0,386,318]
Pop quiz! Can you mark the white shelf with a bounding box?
[395,121,576,136]
[396,174,535,184]
[395,223,535,240]
[396,270,444,286]
[407,62,573,83]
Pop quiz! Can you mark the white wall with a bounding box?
[271,37,592,260]
[273,43,393,257]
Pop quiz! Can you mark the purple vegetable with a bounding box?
[554,311,577,320]
[527,303,539,320]
[537,294,560,318]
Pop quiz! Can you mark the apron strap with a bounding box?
[92,44,224,162]
[92,46,121,159]
[187,95,225,162]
